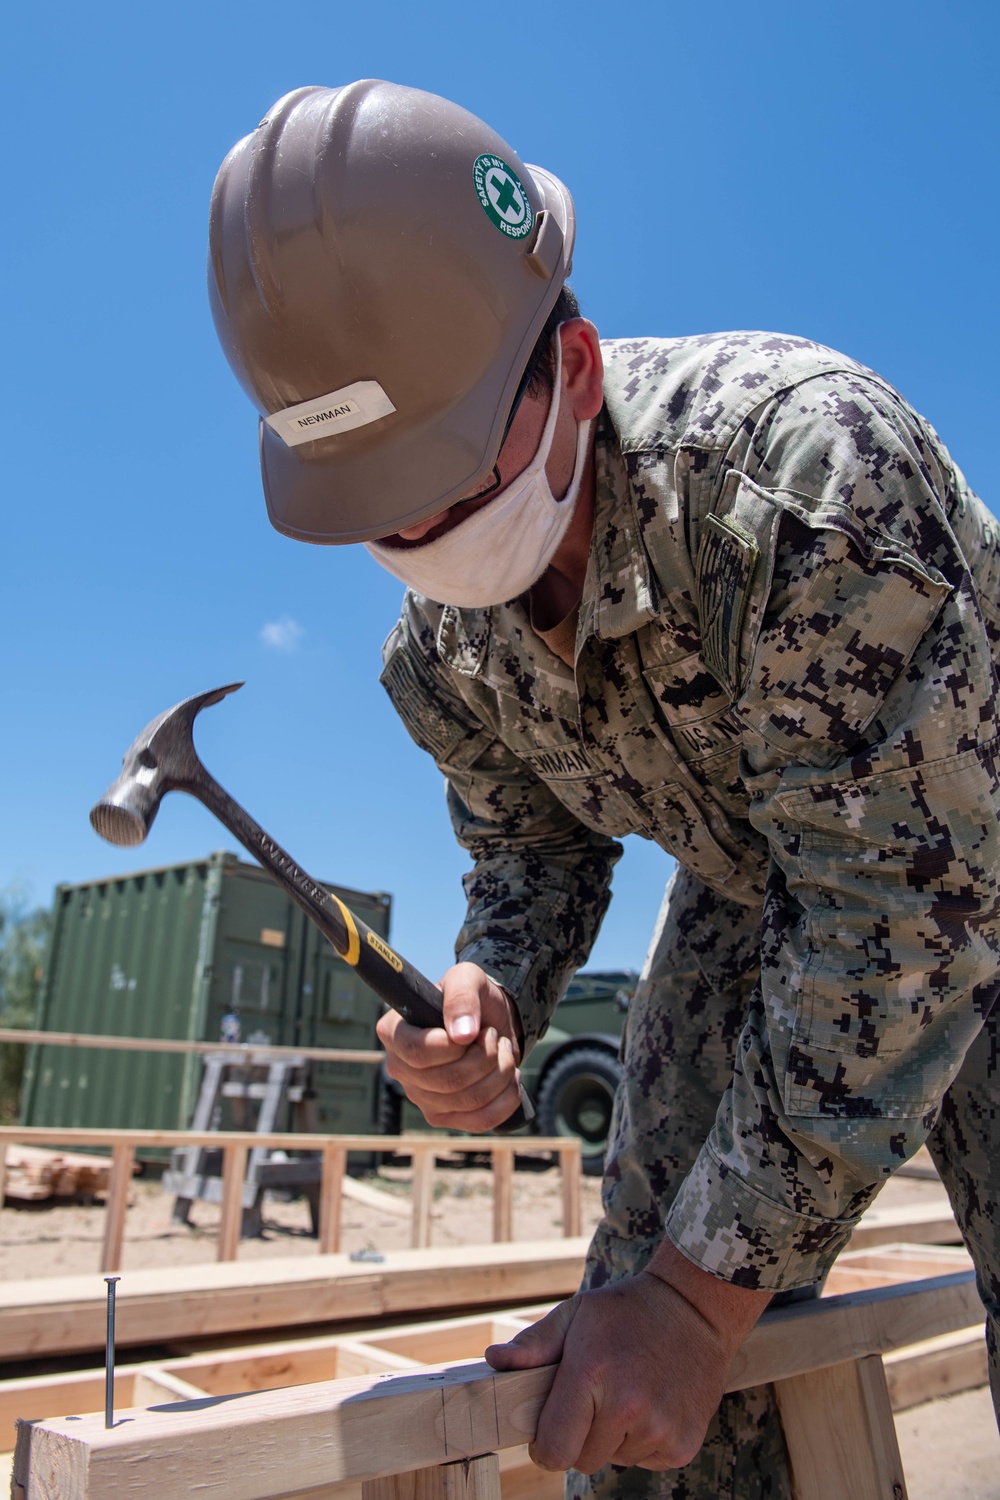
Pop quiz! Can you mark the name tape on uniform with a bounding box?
[265,381,396,447]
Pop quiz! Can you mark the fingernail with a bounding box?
[486,1026,498,1046]
[452,1016,477,1040]
[499,1035,513,1056]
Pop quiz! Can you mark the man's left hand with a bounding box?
[484,1240,772,1473]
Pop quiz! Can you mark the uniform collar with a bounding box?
[579,408,660,641]
[436,408,660,682]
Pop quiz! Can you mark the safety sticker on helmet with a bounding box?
[473,155,534,240]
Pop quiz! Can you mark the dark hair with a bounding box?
[523,284,581,394]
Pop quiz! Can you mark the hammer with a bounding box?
[90,682,532,1127]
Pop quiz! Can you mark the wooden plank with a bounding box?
[342,1175,410,1218]
[218,1144,249,1262]
[0,1239,590,1359]
[99,1144,134,1276]
[492,1151,513,1244]
[129,1367,209,1407]
[366,1318,533,1367]
[775,1353,906,1500]
[0,1126,571,1155]
[12,1359,556,1499]
[727,1271,980,1390]
[496,1446,562,1500]
[319,1146,347,1254]
[558,1148,580,1239]
[850,1198,960,1250]
[11,1273,982,1499]
[411,1147,435,1250]
[883,1325,988,1410]
[363,1453,501,1500]
[0,1027,385,1066]
[823,1243,973,1297]
[1,1370,121,1449]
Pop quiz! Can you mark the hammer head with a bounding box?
[90,682,244,847]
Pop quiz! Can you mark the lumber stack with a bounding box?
[0,1146,123,1203]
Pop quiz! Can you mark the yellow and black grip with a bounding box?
[325,893,534,1131]
[217,798,533,1130]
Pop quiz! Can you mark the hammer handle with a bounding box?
[194,779,533,1129]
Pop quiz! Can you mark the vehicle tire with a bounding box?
[535,1046,622,1176]
[378,1077,403,1136]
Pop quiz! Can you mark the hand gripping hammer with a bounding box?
[90,682,532,1128]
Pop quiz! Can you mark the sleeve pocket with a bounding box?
[726,482,952,768]
[380,634,486,770]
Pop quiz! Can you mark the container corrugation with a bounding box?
[20,853,391,1143]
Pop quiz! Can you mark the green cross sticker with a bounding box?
[473,155,534,240]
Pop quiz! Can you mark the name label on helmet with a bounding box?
[265,381,396,447]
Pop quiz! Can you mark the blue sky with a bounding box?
[3,1,997,984]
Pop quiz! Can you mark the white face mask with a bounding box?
[366,343,592,608]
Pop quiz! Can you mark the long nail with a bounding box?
[104,1276,121,1428]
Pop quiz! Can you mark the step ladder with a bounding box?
[162,1051,322,1239]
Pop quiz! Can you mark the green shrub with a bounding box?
[0,889,51,1123]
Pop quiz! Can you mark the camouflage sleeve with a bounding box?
[380,603,622,1048]
[665,371,1000,1289]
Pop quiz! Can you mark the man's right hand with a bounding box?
[376,961,524,1132]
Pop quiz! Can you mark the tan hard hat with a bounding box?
[209,81,575,544]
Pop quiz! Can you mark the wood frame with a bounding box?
[0,1266,986,1449]
[0,1239,592,1360]
[0,1127,582,1271]
[10,1271,985,1500]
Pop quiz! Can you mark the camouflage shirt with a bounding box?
[380,331,1000,1287]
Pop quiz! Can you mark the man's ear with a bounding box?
[559,319,604,421]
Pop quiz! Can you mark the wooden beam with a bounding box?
[0,1027,385,1066]
[558,1148,581,1239]
[12,1358,556,1499]
[11,1272,982,1500]
[775,1353,907,1500]
[218,1144,249,1262]
[850,1198,960,1250]
[341,1174,410,1219]
[99,1144,134,1276]
[363,1453,501,1500]
[0,1126,573,1155]
[726,1271,980,1390]
[883,1325,988,1410]
[319,1146,347,1254]
[129,1367,209,1407]
[0,1239,590,1359]
[492,1151,513,1244]
[411,1147,435,1250]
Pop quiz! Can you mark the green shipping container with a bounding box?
[20,853,391,1141]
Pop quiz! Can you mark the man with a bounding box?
[209,81,1000,1498]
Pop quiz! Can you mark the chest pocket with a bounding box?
[508,733,645,838]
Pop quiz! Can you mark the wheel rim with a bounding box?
[554,1072,615,1146]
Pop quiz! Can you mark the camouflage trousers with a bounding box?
[567,867,1000,1500]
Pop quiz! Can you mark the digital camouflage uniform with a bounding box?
[380,331,1000,1499]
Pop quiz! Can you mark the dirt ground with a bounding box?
[0,1145,958,1282]
[0,1152,606,1278]
[1,1152,997,1496]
